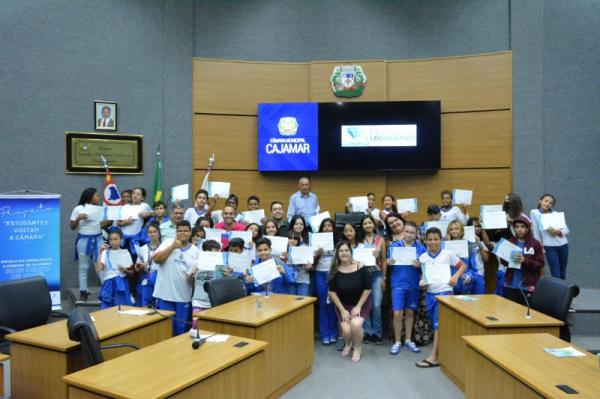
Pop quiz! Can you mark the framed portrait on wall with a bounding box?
[95,100,117,131]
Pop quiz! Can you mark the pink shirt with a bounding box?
[214,221,246,232]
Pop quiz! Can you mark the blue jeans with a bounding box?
[315,271,338,341]
[545,244,569,280]
[364,271,382,337]
[76,235,103,292]
[289,282,310,296]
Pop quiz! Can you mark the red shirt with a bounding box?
[214,221,246,232]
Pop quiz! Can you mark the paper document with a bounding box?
[265,235,288,256]
[250,258,281,285]
[426,221,450,236]
[452,189,473,205]
[197,251,225,271]
[288,246,314,265]
[396,198,418,213]
[82,204,104,221]
[543,346,586,357]
[443,240,469,258]
[103,206,122,221]
[108,249,133,269]
[455,295,479,302]
[353,247,376,266]
[492,238,523,269]
[540,212,567,230]
[134,245,149,264]
[227,252,252,273]
[171,184,189,202]
[480,204,503,215]
[204,228,225,244]
[348,196,369,213]
[231,231,252,244]
[242,209,265,225]
[309,232,334,251]
[464,226,476,243]
[422,263,451,286]
[117,309,152,316]
[482,211,508,230]
[207,181,230,198]
[309,211,331,233]
[390,247,417,265]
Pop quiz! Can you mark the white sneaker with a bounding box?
[390,342,401,355]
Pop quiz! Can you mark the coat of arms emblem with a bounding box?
[330,65,367,98]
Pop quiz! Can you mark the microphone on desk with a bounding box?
[192,331,219,350]
[149,305,219,350]
[519,279,531,319]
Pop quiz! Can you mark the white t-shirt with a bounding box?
[153,240,199,302]
[99,249,126,282]
[316,250,334,272]
[529,209,569,247]
[70,205,101,235]
[120,203,152,236]
[440,206,468,224]
[419,249,462,294]
[184,205,209,227]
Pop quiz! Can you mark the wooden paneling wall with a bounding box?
[192,52,512,221]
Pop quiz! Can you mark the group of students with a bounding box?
[70,184,570,366]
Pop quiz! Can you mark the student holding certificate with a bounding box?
[328,242,372,363]
[245,237,295,294]
[96,228,134,309]
[467,217,491,294]
[378,194,398,233]
[356,215,386,345]
[387,221,426,355]
[184,189,212,227]
[314,218,338,346]
[439,190,468,224]
[530,194,570,279]
[415,227,466,368]
[289,215,310,244]
[501,216,545,303]
[134,221,162,307]
[284,231,312,296]
[446,221,482,295]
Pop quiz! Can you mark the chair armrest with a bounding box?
[100,343,140,351]
[51,310,70,318]
[0,325,17,335]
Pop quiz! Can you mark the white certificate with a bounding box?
[231,231,252,244]
[390,247,417,265]
[425,221,450,236]
[480,204,503,215]
[309,211,331,233]
[242,209,265,225]
[540,212,567,230]
[348,196,369,213]
[443,240,469,258]
[197,251,225,271]
[423,263,451,286]
[464,226,476,243]
[482,211,508,230]
[452,189,473,205]
[227,252,252,273]
[103,206,122,221]
[210,210,223,224]
[309,232,334,251]
[207,181,231,198]
[82,204,104,221]
[204,228,225,244]
[265,235,288,256]
[288,246,314,264]
[121,204,142,220]
[251,258,281,285]
[353,247,376,266]
[171,184,189,202]
[396,198,418,213]
[134,244,149,264]
[108,249,133,269]
[492,238,523,269]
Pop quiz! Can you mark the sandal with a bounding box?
[341,345,351,357]
[352,348,361,363]
[415,359,440,368]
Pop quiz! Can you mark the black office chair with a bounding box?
[67,308,139,367]
[203,277,247,307]
[0,276,68,354]
[530,276,580,342]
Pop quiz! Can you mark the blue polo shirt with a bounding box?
[287,191,320,221]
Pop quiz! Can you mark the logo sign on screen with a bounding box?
[258,103,318,171]
[341,125,417,147]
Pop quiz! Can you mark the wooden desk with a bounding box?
[464,333,600,399]
[6,306,173,399]
[437,294,563,391]
[63,332,268,399]
[198,294,316,399]
[0,353,9,398]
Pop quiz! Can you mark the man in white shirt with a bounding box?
[287,176,320,223]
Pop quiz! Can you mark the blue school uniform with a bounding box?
[245,256,296,294]
[99,250,133,309]
[135,244,159,307]
[389,240,426,311]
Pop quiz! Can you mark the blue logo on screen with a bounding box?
[258,103,318,171]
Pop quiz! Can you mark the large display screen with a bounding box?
[257,101,440,171]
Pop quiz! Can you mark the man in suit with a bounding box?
[97,105,114,128]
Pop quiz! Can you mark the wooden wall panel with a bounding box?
[193,170,386,216]
[193,114,257,170]
[441,110,512,169]
[310,61,386,102]
[193,59,310,115]
[387,52,511,112]
[386,168,512,222]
